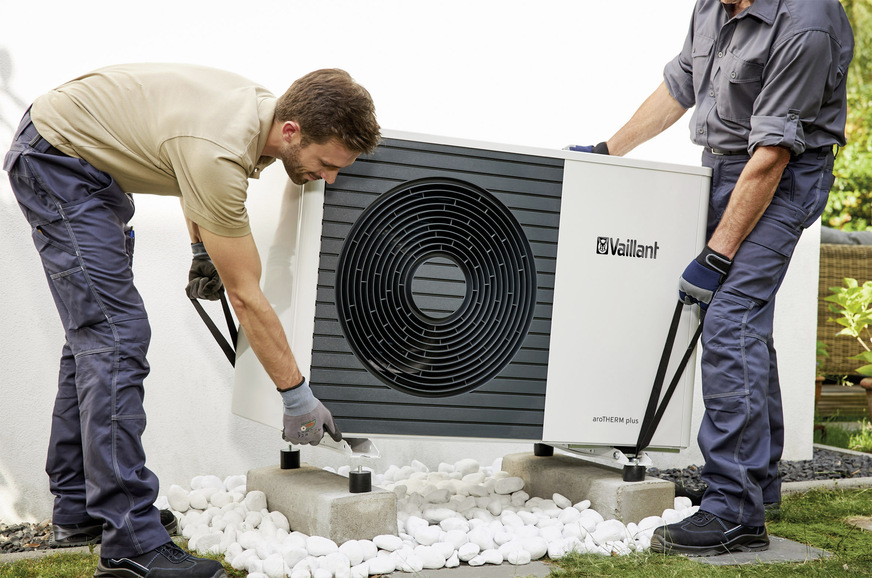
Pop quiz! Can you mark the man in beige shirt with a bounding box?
[4,63,380,577]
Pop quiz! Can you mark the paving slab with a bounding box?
[695,535,830,566]
[383,560,554,577]
[0,533,831,573]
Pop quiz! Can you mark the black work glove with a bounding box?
[279,378,343,445]
[678,245,732,310]
[185,242,224,300]
[564,141,610,154]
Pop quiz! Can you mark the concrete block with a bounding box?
[246,465,397,544]
[501,452,674,524]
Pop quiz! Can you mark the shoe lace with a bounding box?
[689,510,717,525]
[156,542,190,563]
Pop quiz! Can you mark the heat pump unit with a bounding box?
[232,131,709,451]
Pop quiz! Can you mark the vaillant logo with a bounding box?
[596,236,660,259]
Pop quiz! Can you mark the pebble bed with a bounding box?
[156,459,699,577]
[2,446,871,577]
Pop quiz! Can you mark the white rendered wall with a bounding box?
[0,0,817,522]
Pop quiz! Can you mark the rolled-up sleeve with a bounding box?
[749,30,840,154]
[663,18,697,109]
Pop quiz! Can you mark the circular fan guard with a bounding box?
[335,178,537,397]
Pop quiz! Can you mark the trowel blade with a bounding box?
[316,436,380,458]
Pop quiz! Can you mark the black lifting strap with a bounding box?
[631,300,705,458]
[190,293,238,366]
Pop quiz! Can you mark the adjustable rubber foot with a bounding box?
[349,469,371,493]
[533,443,554,457]
[280,447,300,469]
[622,464,646,482]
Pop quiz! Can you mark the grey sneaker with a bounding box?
[94,541,226,577]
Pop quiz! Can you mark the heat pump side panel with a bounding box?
[543,159,709,448]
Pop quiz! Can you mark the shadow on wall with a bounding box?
[0,46,27,144]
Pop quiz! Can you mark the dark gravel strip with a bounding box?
[648,446,872,500]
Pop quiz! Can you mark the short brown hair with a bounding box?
[275,68,381,155]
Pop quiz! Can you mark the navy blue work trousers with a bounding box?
[3,111,169,557]
[698,147,834,526]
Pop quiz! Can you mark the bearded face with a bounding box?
[276,135,359,186]
[279,140,311,185]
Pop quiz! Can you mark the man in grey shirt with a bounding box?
[574,0,853,556]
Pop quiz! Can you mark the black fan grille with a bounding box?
[335,178,537,397]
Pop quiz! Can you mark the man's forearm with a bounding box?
[229,287,303,390]
[707,145,791,259]
[197,228,303,391]
[607,81,688,157]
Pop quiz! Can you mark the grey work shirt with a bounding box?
[663,0,854,155]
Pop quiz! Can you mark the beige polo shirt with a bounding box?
[31,63,278,237]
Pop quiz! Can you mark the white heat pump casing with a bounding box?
[232,130,710,450]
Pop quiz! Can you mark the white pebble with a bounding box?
[674,496,693,510]
[445,551,460,568]
[467,526,495,551]
[236,530,261,551]
[244,511,263,529]
[558,507,582,524]
[521,536,548,560]
[553,493,572,509]
[413,525,442,546]
[350,562,369,578]
[224,474,246,492]
[593,519,628,543]
[414,545,447,569]
[210,491,232,508]
[323,551,351,575]
[167,485,190,513]
[357,539,378,561]
[507,548,532,565]
[511,490,530,507]
[457,542,480,562]
[424,488,451,504]
[231,549,257,571]
[392,550,424,572]
[281,546,309,568]
[469,548,503,566]
[661,508,687,524]
[424,507,456,525]
[339,540,364,566]
[244,491,268,512]
[306,535,338,556]
[443,529,468,550]
[638,515,665,532]
[372,534,403,552]
[493,477,525,495]
[189,490,209,511]
[367,555,395,575]
[262,553,285,578]
[454,458,480,477]
[439,518,470,533]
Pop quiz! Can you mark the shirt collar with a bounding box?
[251,97,277,179]
[739,0,778,25]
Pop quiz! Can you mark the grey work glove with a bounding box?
[185,242,224,300]
[280,378,342,445]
